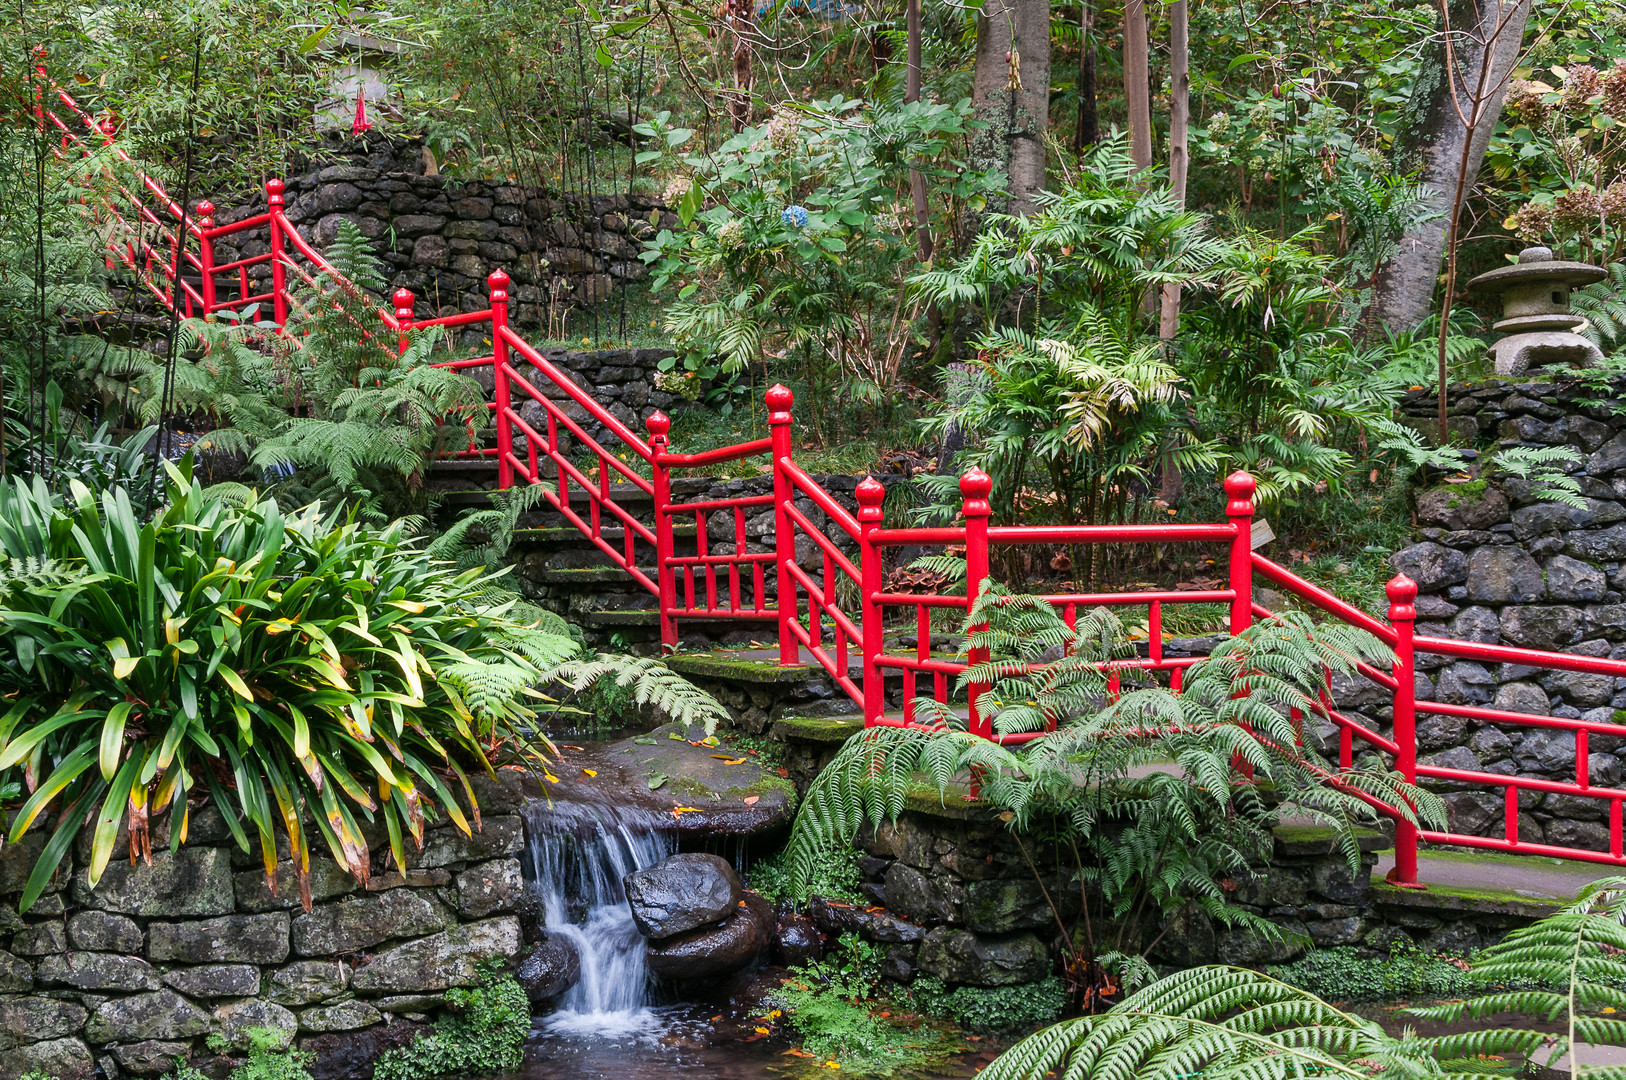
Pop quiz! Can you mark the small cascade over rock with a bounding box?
[520,796,673,1034]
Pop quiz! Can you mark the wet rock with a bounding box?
[646,894,773,980]
[916,928,1047,987]
[965,879,1056,934]
[1545,555,1608,601]
[1417,485,1510,531]
[625,853,742,939]
[233,859,357,913]
[1467,547,1545,603]
[0,950,32,993]
[300,1020,426,1080]
[11,920,66,956]
[772,913,823,967]
[163,964,262,999]
[516,934,581,1002]
[351,917,522,993]
[884,862,960,924]
[85,991,212,1043]
[72,847,234,917]
[1493,682,1550,715]
[413,817,524,868]
[1217,922,1307,965]
[109,1041,190,1076]
[807,896,927,943]
[1306,917,1365,947]
[1501,605,1586,649]
[148,913,291,964]
[67,910,142,953]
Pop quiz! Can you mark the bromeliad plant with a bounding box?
[0,463,579,912]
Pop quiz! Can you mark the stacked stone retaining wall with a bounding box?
[0,772,531,1080]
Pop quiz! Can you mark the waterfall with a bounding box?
[522,797,674,1036]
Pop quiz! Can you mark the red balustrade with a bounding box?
[31,52,1626,884]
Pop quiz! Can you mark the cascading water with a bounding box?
[522,797,674,1036]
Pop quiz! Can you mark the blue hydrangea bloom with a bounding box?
[781,205,809,228]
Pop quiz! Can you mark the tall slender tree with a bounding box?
[970,0,1052,215]
[1123,0,1152,170]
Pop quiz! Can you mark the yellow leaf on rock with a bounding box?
[582,768,597,777]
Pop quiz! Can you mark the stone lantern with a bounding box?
[1467,246,1608,376]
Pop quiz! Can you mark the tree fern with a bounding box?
[984,879,1626,1080]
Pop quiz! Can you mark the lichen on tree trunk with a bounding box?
[970,0,1052,217]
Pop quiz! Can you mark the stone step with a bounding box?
[537,566,658,585]
[510,524,694,547]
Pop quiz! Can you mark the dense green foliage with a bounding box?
[905,976,1068,1035]
[1268,946,1481,1003]
[983,878,1626,1080]
[373,964,531,1080]
[0,463,576,911]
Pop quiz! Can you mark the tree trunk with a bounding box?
[1158,0,1188,342]
[1367,0,1532,335]
[970,0,1053,216]
[1123,0,1152,169]
[1075,0,1098,150]
[729,0,754,132]
[907,0,933,260]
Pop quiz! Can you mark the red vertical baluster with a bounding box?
[266,179,288,326]
[488,271,513,490]
[699,509,715,612]
[731,505,746,613]
[1505,785,1520,846]
[769,385,798,666]
[1226,470,1255,635]
[858,476,886,726]
[647,411,677,651]
[1612,799,1622,859]
[1149,599,1162,669]
[1387,573,1421,887]
[394,287,415,356]
[1577,728,1591,790]
[962,467,993,741]
[197,200,216,315]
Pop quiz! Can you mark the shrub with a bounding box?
[1267,946,1480,1002]
[774,958,948,1076]
[904,976,1067,1034]
[229,1029,313,1080]
[372,963,530,1080]
[750,844,866,906]
[0,463,577,911]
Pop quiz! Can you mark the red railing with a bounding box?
[34,59,1626,886]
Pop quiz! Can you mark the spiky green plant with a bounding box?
[0,462,579,912]
[981,877,1626,1080]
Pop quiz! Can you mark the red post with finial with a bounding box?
[266,179,288,326]
[393,287,415,355]
[856,476,888,725]
[961,467,994,740]
[196,200,216,314]
[768,385,798,667]
[1225,471,1256,635]
[647,410,678,651]
[488,270,513,490]
[1387,572,1424,888]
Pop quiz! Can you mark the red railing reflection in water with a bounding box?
[40,51,1626,883]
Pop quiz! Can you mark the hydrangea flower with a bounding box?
[717,218,747,251]
[781,205,809,228]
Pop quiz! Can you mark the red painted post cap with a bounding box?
[488,268,510,296]
[766,384,793,424]
[645,410,671,437]
[1224,470,1256,516]
[266,178,285,202]
[1386,573,1418,621]
[856,476,886,520]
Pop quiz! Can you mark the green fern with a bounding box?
[1489,446,1587,510]
[552,654,732,735]
[1575,263,1626,353]
[983,878,1626,1080]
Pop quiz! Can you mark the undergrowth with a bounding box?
[1267,945,1480,1002]
[904,976,1068,1034]
[751,845,866,906]
[773,955,952,1076]
[372,962,530,1080]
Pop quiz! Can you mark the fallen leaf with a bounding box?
[543,772,559,783]
[565,745,584,751]
[648,775,668,790]
[634,736,657,745]
[754,1027,771,1034]
[668,732,687,741]
[672,806,701,819]
[582,768,597,777]
[777,767,790,778]
[713,756,748,765]
[743,795,760,805]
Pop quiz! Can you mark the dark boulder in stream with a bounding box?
[646,893,774,980]
[516,932,582,1002]
[625,853,743,939]
[772,912,823,967]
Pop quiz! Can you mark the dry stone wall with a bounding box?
[0,772,532,1080]
[1384,376,1626,854]
[207,133,671,327]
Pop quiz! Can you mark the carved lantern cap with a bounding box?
[1468,246,1608,333]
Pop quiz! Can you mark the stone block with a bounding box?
[36,951,162,991]
[67,910,142,953]
[234,859,357,913]
[916,928,1047,987]
[267,960,351,1007]
[0,997,88,1051]
[0,1037,94,1080]
[109,1042,189,1076]
[964,879,1055,934]
[1501,605,1586,649]
[1389,542,1468,592]
[1545,555,1608,601]
[1467,546,1545,602]
[162,964,262,999]
[85,991,212,1043]
[147,913,291,964]
[11,919,66,956]
[73,847,234,917]
[290,890,454,956]
[412,816,524,868]
[351,917,522,993]
[298,1001,382,1033]
[0,950,32,992]
[455,858,523,919]
[213,1000,297,1051]
[1217,922,1307,965]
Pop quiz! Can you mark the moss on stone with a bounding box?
[1272,824,1386,856]
[664,653,814,684]
[772,715,866,742]
[1370,878,1561,919]
[722,774,799,804]
[667,775,717,801]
